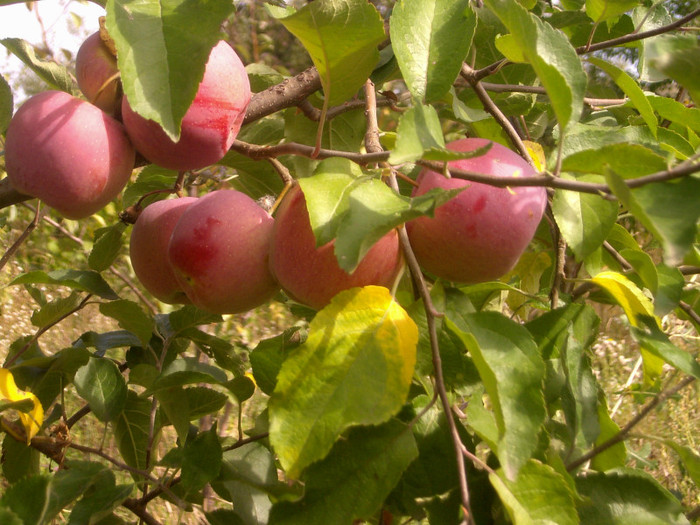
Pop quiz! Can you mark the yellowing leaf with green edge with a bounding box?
[0,369,44,443]
[269,286,418,479]
[523,140,545,172]
[591,271,665,384]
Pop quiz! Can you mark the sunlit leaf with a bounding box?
[0,369,44,442]
[0,74,12,134]
[267,0,385,106]
[269,286,418,478]
[11,270,118,300]
[106,0,235,140]
[483,0,586,131]
[0,38,77,94]
[585,0,640,23]
[446,312,546,480]
[99,300,154,347]
[390,0,476,102]
[389,102,444,164]
[490,460,579,525]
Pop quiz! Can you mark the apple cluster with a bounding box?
[129,139,546,315]
[3,32,250,219]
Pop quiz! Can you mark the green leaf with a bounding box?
[205,510,246,525]
[390,0,476,102]
[0,475,52,524]
[0,38,77,94]
[11,270,119,300]
[30,291,83,329]
[122,166,180,208]
[99,300,154,347]
[590,394,627,471]
[0,73,12,134]
[630,317,700,379]
[489,460,579,525]
[268,420,418,525]
[165,305,223,335]
[267,0,385,107]
[212,443,280,525]
[552,176,619,261]
[561,143,667,178]
[446,312,546,480]
[483,0,586,131]
[148,357,228,393]
[1,434,40,483]
[269,286,418,478]
[250,328,305,396]
[181,428,223,493]
[644,94,700,134]
[585,0,640,23]
[113,390,153,472]
[662,441,700,487]
[575,468,690,524]
[106,0,235,140]
[73,330,142,355]
[68,468,134,525]
[297,162,363,246]
[647,36,700,106]
[388,102,444,164]
[588,57,657,137]
[74,357,128,422]
[605,171,700,266]
[0,509,22,525]
[89,223,127,272]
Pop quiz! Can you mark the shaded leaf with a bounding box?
[212,443,280,525]
[74,357,128,422]
[630,317,700,379]
[11,270,118,300]
[113,390,153,472]
[552,176,618,261]
[0,73,12,134]
[1,434,40,482]
[268,420,418,525]
[575,468,690,524]
[99,300,154,347]
[181,428,222,493]
[148,357,227,393]
[269,286,418,478]
[390,0,476,102]
[89,223,127,272]
[250,327,305,396]
[30,292,83,329]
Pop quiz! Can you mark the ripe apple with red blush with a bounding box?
[4,90,135,220]
[129,197,197,305]
[406,138,547,284]
[167,190,278,314]
[121,40,251,171]
[75,31,121,115]
[269,184,404,310]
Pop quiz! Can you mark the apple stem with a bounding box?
[269,180,294,217]
[90,71,122,106]
[311,99,329,159]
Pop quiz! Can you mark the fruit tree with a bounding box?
[0,0,699,524]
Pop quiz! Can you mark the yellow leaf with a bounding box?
[591,271,664,383]
[523,140,546,172]
[0,369,44,443]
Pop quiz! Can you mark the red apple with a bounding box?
[406,138,547,284]
[168,190,278,314]
[129,197,197,304]
[4,90,135,219]
[76,31,121,115]
[269,184,404,310]
[121,40,251,171]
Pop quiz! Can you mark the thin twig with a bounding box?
[566,375,696,471]
[0,202,42,272]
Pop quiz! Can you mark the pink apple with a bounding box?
[4,90,135,219]
[129,197,197,304]
[269,184,404,310]
[406,138,547,284]
[76,31,121,115]
[168,190,278,314]
[121,40,251,171]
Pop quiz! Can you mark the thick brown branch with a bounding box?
[242,66,322,125]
